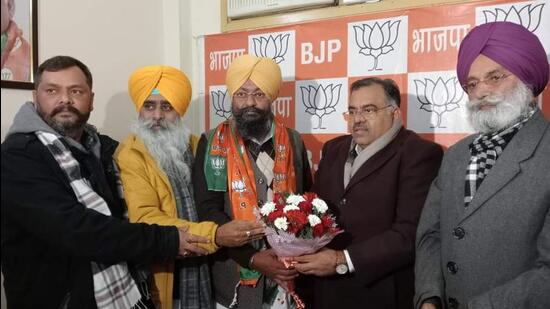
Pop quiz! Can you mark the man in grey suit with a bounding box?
[415,21,550,309]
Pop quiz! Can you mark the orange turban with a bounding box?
[225,54,282,100]
[128,65,192,116]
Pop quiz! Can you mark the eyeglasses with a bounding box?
[233,91,270,103]
[343,104,395,121]
[462,72,511,94]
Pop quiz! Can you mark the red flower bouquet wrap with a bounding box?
[257,192,341,308]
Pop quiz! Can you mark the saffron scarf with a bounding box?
[204,119,296,285]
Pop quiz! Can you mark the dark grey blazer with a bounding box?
[415,110,550,309]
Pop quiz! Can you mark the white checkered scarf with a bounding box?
[35,131,144,309]
[464,112,532,207]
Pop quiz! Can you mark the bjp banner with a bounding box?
[203,0,550,170]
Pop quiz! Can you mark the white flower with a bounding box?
[286,194,306,206]
[274,217,288,231]
[312,198,328,213]
[308,214,321,227]
[260,202,276,216]
[283,204,300,213]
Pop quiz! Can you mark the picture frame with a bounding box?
[1,0,38,90]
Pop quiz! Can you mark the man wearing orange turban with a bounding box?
[115,65,264,309]
[193,54,313,308]
[127,65,193,117]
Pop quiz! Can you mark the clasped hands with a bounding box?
[177,220,265,258]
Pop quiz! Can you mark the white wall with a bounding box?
[180,1,222,134]
[1,0,166,141]
[1,1,221,308]
[1,0,221,140]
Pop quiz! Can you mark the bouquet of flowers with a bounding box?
[257,192,342,308]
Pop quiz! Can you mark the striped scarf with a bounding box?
[165,147,213,309]
[464,110,534,207]
[35,131,145,309]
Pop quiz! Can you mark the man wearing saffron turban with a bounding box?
[193,55,313,308]
[415,21,550,309]
[115,65,264,309]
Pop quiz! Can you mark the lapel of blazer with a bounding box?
[343,130,402,194]
[332,136,351,197]
[459,111,548,223]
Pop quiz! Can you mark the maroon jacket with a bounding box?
[311,128,443,309]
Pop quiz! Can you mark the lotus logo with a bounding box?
[482,3,545,32]
[210,157,225,175]
[274,173,286,182]
[353,20,401,71]
[276,144,287,161]
[300,84,342,129]
[252,33,291,64]
[231,180,246,193]
[414,77,464,128]
[211,90,231,119]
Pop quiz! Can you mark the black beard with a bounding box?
[232,106,273,140]
[39,105,90,136]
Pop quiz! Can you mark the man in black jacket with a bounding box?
[1,55,209,309]
[193,54,312,308]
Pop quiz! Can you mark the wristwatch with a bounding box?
[335,251,349,275]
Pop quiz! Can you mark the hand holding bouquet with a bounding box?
[257,192,342,308]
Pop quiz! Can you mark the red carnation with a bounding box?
[321,214,335,228]
[267,209,284,223]
[313,223,325,237]
[298,200,313,214]
[286,210,308,235]
[287,210,308,225]
[287,223,301,235]
[274,203,285,212]
[303,192,317,201]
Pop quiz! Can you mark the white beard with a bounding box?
[467,81,535,134]
[134,117,192,183]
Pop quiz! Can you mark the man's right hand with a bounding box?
[215,220,265,247]
[250,249,298,282]
[177,226,210,257]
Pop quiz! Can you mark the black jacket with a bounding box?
[1,132,179,309]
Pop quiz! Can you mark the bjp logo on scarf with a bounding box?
[274,173,287,183]
[231,180,247,193]
[211,157,226,175]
